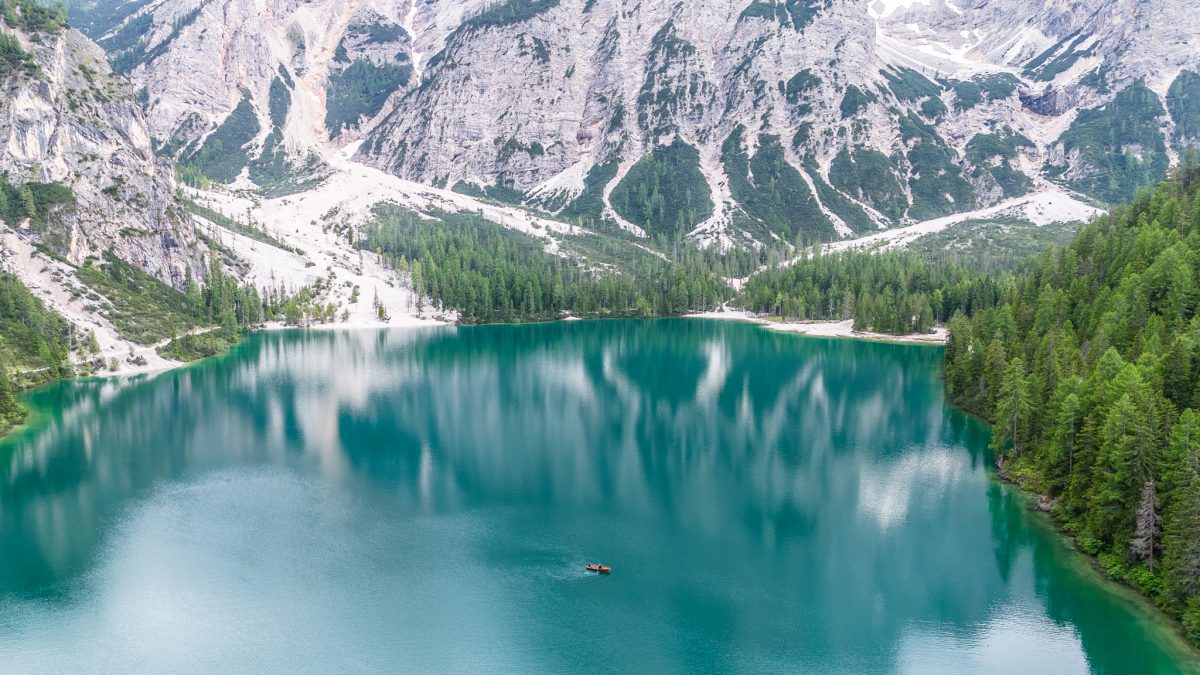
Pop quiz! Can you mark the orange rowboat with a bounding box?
[585,564,611,574]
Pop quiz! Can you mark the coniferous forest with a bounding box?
[362,206,727,322]
[740,248,1007,334]
[943,166,1200,645]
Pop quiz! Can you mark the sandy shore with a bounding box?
[686,308,948,345]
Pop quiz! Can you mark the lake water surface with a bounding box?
[0,320,1197,673]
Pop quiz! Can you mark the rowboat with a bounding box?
[585,563,611,574]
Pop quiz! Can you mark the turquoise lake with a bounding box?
[0,319,1197,672]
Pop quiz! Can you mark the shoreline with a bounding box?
[2,315,452,439]
[2,316,1198,663]
[685,308,949,345]
[993,471,1200,664]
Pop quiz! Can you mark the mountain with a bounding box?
[60,0,1200,251]
[0,0,225,375]
[1,0,197,282]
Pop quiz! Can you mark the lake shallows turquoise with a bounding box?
[1,320,1197,673]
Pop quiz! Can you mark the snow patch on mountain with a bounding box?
[825,183,1100,254]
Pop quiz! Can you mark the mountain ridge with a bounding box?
[57,0,1200,253]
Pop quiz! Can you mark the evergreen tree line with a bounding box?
[0,272,76,433]
[0,177,75,229]
[361,208,727,323]
[164,253,328,361]
[0,0,67,35]
[741,247,1008,334]
[0,248,333,432]
[943,165,1200,646]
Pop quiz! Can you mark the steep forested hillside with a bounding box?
[361,205,728,322]
[944,166,1200,646]
[741,249,1006,334]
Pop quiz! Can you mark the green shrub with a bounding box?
[325,59,411,137]
[609,139,713,239]
[181,91,260,183]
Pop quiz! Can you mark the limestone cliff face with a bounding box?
[357,0,1200,239]
[66,0,1200,243]
[0,20,198,285]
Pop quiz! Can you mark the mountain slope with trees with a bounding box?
[943,165,1200,646]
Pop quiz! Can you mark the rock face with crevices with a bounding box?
[64,0,1200,245]
[0,16,199,285]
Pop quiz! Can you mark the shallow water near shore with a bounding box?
[0,319,1196,672]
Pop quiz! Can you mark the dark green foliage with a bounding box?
[78,251,279,356]
[0,30,37,78]
[156,331,234,361]
[898,110,938,143]
[1052,83,1169,204]
[943,168,1200,646]
[802,158,876,234]
[609,139,713,239]
[346,20,405,45]
[975,73,1020,100]
[520,34,550,64]
[180,91,260,183]
[905,217,1083,272]
[0,178,75,228]
[839,85,876,118]
[276,64,294,88]
[785,69,820,104]
[1079,66,1112,95]
[0,272,72,374]
[458,0,559,32]
[246,75,325,197]
[952,80,983,110]
[0,0,66,35]
[268,76,290,128]
[637,21,705,141]
[451,181,526,206]
[325,59,411,137]
[952,73,1020,110]
[1022,30,1081,77]
[0,272,76,432]
[104,5,202,74]
[742,248,997,332]
[907,141,976,220]
[882,66,942,102]
[1168,70,1200,148]
[738,0,831,31]
[76,252,204,345]
[920,96,946,120]
[95,11,151,68]
[361,205,726,323]
[495,137,545,162]
[156,254,299,360]
[829,146,905,222]
[559,159,618,228]
[791,122,813,149]
[0,354,25,435]
[247,129,291,192]
[967,128,1034,198]
[901,113,975,220]
[63,0,152,41]
[721,127,834,242]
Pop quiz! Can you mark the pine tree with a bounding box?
[18,183,36,222]
[0,354,23,428]
[983,339,1008,413]
[1163,472,1200,613]
[992,357,1032,455]
[1048,390,1082,488]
